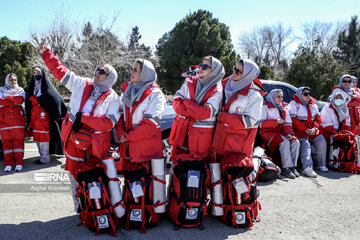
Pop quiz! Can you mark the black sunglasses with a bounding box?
[233,66,243,75]
[342,79,352,84]
[198,63,211,70]
[302,92,311,96]
[96,67,108,76]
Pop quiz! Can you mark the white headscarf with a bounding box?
[194,57,225,104]
[329,91,348,123]
[224,59,260,102]
[122,59,157,107]
[266,89,283,112]
[0,73,24,96]
[338,74,353,95]
[89,68,118,101]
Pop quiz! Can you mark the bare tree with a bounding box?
[238,27,271,66]
[301,21,346,54]
[28,13,155,96]
[238,23,294,67]
[264,23,294,66]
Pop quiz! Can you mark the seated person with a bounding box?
[260,89,300,179]
[289,87,328,177]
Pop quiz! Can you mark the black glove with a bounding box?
[71,112,83,132]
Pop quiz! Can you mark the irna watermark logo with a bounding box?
[34,172,70,182]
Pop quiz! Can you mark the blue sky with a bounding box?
[1,0,359,51]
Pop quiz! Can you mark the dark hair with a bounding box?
[135,59,144,71]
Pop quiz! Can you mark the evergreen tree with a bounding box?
[0,36,35,90]
[334,16,360,77]
[286,45,345,101]
[259,65,275,80]
[128,26,152,59]
[156,10,238,94]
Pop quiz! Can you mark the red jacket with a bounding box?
[115,82,163,164]
[288,95,321,139]
[169,75,222,159]
[332,85,360,135]
[319,103,351,143]
[211,77,265,159]
[259,101,295,152]
[41,49,120,159]
[0,96,25,139]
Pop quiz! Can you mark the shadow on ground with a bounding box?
[0,214,253,240]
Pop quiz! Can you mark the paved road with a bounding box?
[0,143,359,240]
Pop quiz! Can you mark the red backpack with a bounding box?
[168,154,209,230]
[75,160,120,237]
[217,153,261,228]
[332,130,360,174]
[122,167,164,233]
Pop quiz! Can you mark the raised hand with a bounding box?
[39,39,48,54]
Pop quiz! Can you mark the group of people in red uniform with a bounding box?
[1,67,66,172]
[1,39,360,231]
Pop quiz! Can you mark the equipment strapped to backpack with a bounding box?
[168,153,208,230]
[217,153,261,228]
[122,167,163,233]
[332,130,360,174]
[75,160,120,237]
[257,154,281,182]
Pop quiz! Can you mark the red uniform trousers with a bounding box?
[0,104,25,166]
[2,130,25,166]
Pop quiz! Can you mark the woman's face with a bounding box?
[351,79,358,88]
[301,89,311,103]
[94,66,108,82]
[131,62,141,83]
[233,62,244,81]
[341,77,352,89]
[199,59,212,78]
[33,69,41,76]
[8,75,18,88]
[274,91,283,105]
[335,94,343,100]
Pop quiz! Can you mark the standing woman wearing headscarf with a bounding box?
[332,74,360,135]
[260,89,300,179]
[25,67,67,164]
[211,59,266,161]
[289,87,328,178]
[115,58,166,170]
[0,73,26,172]
[169,56,224,161]
[38,41,120,176]
[114,59,165,232]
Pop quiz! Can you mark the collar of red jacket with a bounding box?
[121,81,131,93]
[221,76,252,96]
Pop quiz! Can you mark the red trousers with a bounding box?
[2,137,24,166]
